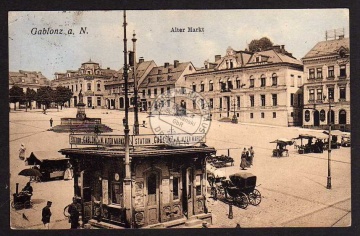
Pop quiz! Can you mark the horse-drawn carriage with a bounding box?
[209,172,261,209]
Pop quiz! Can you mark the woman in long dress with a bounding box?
[240,148,247,170]
[64,161,73,180]
[19,144,26,161]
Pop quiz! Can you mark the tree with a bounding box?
[35,86,54,112]
[25,88,37,112]
[248,37,274,52]
[54,86,73,110]
[9,85,24,111]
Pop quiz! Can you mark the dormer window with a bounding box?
[189,65,192,71]
[158,70,162,74]
[67,73,71,77]
[87,70,91,75]
[256,56,261,63]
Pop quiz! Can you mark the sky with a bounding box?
[8,10,349,79]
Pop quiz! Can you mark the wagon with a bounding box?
[210,172,261,209]
[11,192,33,210]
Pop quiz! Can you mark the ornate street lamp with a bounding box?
[323,94,332,189]
[231,97,238,124]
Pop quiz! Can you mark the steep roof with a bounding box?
[303,37,349,59]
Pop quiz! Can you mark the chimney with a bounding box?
[139,57,144,63]
[164,62,169,68]
[272,45,281,52]
[215,55,221,62]
[174,60,179,68]
[107,67,110,70]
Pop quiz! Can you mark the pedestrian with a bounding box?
[68,197,80,229]
[240,148,247,170]
[50,118,53,127]
[249,146,255,166]
[42,201,52,229]
[246,148,251,168]
[19,144,26,161]
[64,161,73,180]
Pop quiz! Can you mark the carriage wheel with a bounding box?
[218,186,226,199]
[249,189,262,206]
[63,205,70,217]
[211,187,217,200]
[14,202,23,210]
[11,201,15,208]
[235,192,249,209]
[24,201,33,209]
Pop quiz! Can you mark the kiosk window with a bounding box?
[195,175,202,196]
[111,182,123,206]
[173,177,179,200]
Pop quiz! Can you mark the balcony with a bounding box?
[315,77,323,81]
[85,91,94,96]
[326,76,335,80]
[220,88,231,93]
[338,98,347,102]
[338,75,347,80]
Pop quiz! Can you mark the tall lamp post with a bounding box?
[324,95,332,189]
[132,31,139,135]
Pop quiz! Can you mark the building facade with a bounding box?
[185,46,304,127]
[138,60,196,112]
[104,58,157,110]
[302,36,350,131]
[51,60,118,108]
[9,70,51,109]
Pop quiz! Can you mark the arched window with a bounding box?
[305,110,310,122]
[192,82,196,92]
[260,74,266,87]
[236,78,241,89]
[339,110,346,125]
[320,110,326,121]
[227,78,233,90]
[272,73,278,86]
[249,75,255,88]
[97,81,101,91]
[87,83,91,91]
[209,80,213,91]
[200,81,204,92]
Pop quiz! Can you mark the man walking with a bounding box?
[240,148,247,170]
[49,118,53,127]
[42,201,52,229]
[249,146,255,166]
[68,197,80,229]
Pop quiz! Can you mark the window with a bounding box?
[209,98,213,109]
[237,96,240,108]
[154,88,157,96]
[291,112,294,117]
[167,75,172,81]
[236,79,241,89]
[316,89,323,101]
[320,110,326,121]
[80,84,82,90]
[328,87,334,100]
[201,99,205,109]
[225,60,229,69]
[250,113,253,119]
[309,69,315,79]
[339,87,346,99]
[97,83,101,91]
[290,74,294,87]
[250,78,254,88]
[260,75,266,87]
[181,87,185,94]
[195,175,202,196]
[261,112,264,118]
[220,82,226,91]
[193,100,196,109]
[272,94,277,106]
[305,110,310,122]
[297,76,302,87]
[71,85,74,92]
[76,84,78,91]
[317,68,322,79]
[167,87,170,94]
[97,97,101,106]
[261,95,265,106]
[148,89,151,96]
[272,73,278,86]
[273,112,276,118]
[158,69,162,74]
[219,97,222,109]
[309,89,315,101]
[173,177,179,200]
[250,95,254,107]
[340,65,346,77]
[192,83,196,92]
[328,66,334,78]
[298,94,302,106]
[229,60,234,69]
[291,93,294,106]
[157,77,161,82]
[87,83,91,90]
[167,100,170,107]
[142,90,145,97]
[200,82,204,92]
[189,65,192,70]
[209,81,213,91]
[227,79,233,90]
[161,88,164,94]
[148,78,151,83]
[111,182,123,205]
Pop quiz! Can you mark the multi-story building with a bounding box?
[302,36,350,131]
[9,70,51,109]
[104,58,157,110]
[51,60,117,108]
[138,60,196,111]
[185,46,304,127]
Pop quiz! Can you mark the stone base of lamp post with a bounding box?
[232,115,238,124]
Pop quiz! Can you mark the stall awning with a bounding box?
[27,151,68,165]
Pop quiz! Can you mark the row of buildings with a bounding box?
[9,35,350,131]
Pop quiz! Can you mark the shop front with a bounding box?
[59,134,214,228]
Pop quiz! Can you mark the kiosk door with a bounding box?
[80,171,92,222]
[185,168,194,218]
[146,172,159,225]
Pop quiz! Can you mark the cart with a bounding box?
[11,192,33,210]
[207,154,234,168]
[270,138,293,157]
